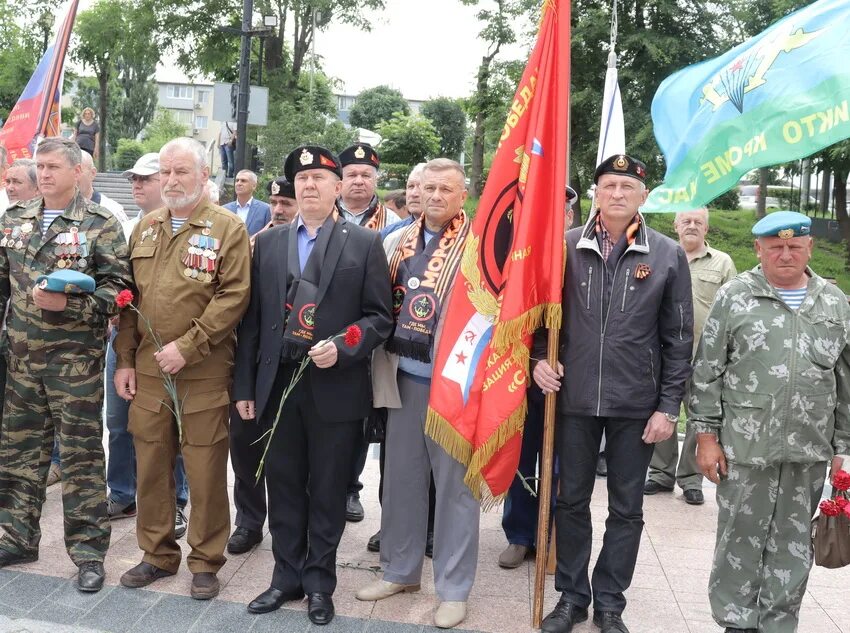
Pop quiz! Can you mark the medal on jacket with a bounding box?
[635,263,651,280]
[182,233,220,281]
[0,228,11,247]
[11,227,22,249]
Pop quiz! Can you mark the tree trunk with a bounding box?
[820,167,831,217]
[833,170,850,268]
[570,171,582,227]
[97,71,109,172]
[756,167,768,219]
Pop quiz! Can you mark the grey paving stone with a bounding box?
[306,614,366,633]
[364,621,423,633]
[187,599,257,633]
[249,608,309,633]
[129,593,210,633]
[37,582,114,611]
[27,601,87,627]
[0,603,27,620]
[0,614,107,633]
[80,587,161,633]
[0,571,19,592]
[0,573,63,610]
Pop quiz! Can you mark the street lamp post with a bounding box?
[234,0,253,174]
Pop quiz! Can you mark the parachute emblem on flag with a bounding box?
[701,25,823,113]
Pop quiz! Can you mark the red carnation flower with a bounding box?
[116,289,134,308]
[820,499,841,517]
[344,324,362,347]
[835,496,849,510]
[833,469,850,492]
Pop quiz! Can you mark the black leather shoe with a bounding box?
[596,453,607,477]
[425,531,434,559]
[346,494,364,522]
[307,592,335,625]
[593,611,630,633]
[247,587,304,614]
[77,561,105,592]
[367,530,380,553]
[0,548,37,568]
[683,489,705,505]
[541,594,588,633]
[643,480,674,495]
[227,527,263,554]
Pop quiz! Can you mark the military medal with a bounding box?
[408,277,420,289]
[202,219,212,236]
[1,228,11,247]
[12,227,22,249]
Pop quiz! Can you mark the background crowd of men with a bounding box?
[0,137,847,633]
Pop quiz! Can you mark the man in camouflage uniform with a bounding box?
[0,137,132,593]
[691,211,850,633]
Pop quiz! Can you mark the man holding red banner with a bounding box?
[356,158,477,630]
[534,155,693,633]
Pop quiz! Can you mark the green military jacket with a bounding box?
[0,191,132,376]
[689,266,850,466]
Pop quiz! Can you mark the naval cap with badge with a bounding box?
[267,177,296,200]
[593,153,648,184]
[751,210,812,239]
[339,143,380,169]
[283,145,342,181]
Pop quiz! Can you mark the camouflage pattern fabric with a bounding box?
[0,370,109,562]
[709,461,826,632]
[690,266,850,463]
[0,191,131,563]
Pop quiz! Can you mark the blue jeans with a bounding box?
[105,331,188,507]
[501,389,557,548]
[219,144,234,178]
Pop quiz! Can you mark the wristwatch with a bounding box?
[662,412,678,424]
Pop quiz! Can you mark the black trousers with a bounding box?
[554,414,653,613]
[265,367,361,595]
[228,406,268,533]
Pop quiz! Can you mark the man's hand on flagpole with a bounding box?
[533,360,564,394]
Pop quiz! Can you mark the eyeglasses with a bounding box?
[128,174,159,184]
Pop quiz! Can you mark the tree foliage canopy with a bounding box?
[377,113,440,166]
[421,97,467,160]
[349,85,410,132]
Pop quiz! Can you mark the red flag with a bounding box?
[0,0,79,160]
[426,0,570,502]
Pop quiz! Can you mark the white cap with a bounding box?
[122,153,160,178]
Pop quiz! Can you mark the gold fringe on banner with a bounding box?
[491,302,563,354]
[463,401,529,508]
[425,407,473,468]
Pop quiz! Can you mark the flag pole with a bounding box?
[533,0,572,617]
[532,327,561,628]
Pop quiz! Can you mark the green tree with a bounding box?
[152,0,384,97]
[462,0,536,197]
[0,34,39,120]
[113,2,160,141]
[73,0,125,169]
[140,108,190,154]
[421,97,467,160]
[377,113,440,166]
[348,85,409,132]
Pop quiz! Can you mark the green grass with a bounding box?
[643,210,850,293]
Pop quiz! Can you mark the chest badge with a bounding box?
[634,263,652,280]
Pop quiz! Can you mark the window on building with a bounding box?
[197,90,210,105]
[166,85,194,100]
[172,110,194,127]
[195,115,208,129]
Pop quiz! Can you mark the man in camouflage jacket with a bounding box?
[690,211,850,633]
[0,138,132,593]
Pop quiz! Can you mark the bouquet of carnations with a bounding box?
[813,469,850,568]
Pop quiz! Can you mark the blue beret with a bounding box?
[751,211,811,239]
[35,270,96,294]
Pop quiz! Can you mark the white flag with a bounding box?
[595,51,626,167]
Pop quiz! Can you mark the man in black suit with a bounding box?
[232,145,393,626]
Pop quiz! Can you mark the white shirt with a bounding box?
[0,189,8,217]
[96,192,129,223]
[219,122,235,145]
[235,197,253,223]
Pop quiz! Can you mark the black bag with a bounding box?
[364,407,387,444]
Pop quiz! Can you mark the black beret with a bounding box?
[593,154,647,184]
[283,145,342,181]
[339,143,380,169]
[268,177,295,199]
[566,186,578,206]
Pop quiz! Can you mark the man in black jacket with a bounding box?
[232,145,393,626]
[534,155,693,633]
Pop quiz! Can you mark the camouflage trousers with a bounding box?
[0,367,110,564]
[709,461,826,633]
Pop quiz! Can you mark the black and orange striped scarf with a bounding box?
[386,212,469,362]
[595,213,640,260]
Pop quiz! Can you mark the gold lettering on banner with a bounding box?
[499,75,538,147]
